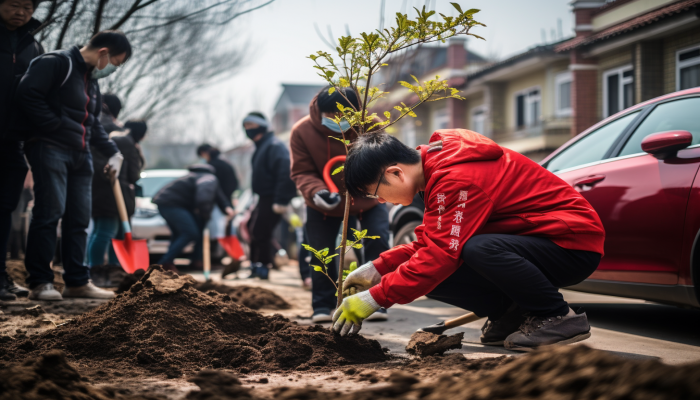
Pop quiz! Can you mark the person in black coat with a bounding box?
[152,164,234,272]
[15,30,132,301]
[87,120,147,268]
[0,0,42,301]
[196,143,239,239]
[242,112,298,279]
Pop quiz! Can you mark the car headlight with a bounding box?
[134,208,159,218]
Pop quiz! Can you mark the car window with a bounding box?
[137,176,178,198]
[619,97,700,157]
[546,111,639,173]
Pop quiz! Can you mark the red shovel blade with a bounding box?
[218,235,245,259]
[112,232,150,274]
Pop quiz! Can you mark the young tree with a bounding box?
[306,3,484,309]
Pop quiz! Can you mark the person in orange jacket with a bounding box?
[336,129,605,352]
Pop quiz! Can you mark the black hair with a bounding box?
[196,143,213,156]
[124,119,147,142]
[102,93,122,118]
[0,0,41,9]
[88,30,132,62]
[345,133,421,198]
[317,86,359,113]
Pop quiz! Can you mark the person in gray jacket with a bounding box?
[152,164,234,272]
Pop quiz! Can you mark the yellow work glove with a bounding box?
[332,290,381,336]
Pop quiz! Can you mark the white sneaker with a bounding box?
[28,283,63,301]
[311,312,333,323]
[365,308,389,321]
[62,281,115,299]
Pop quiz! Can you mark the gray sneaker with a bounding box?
[28,283,63,301]
[504,308,591,352]
[481,303,527,346]
[63,281,115,299]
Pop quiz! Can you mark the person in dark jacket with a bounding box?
[87,119,147,268]
[152,164,235,272]
[0,0,42,301]
[16,30,132,301]
[242,112,297,280]
[196,143,239,240]
[100,93,123,134]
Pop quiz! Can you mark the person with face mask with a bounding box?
[243,112,297,280]
[0,0,43,301]
[289,86,391,323]
[14,30,132,301]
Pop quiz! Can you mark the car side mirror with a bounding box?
[641,130,692,159]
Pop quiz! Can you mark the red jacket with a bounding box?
[369,130,605,308]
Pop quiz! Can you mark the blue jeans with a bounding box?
[306,204,390,315]
[0,141,29,276]
[158,206,203,264]
[87,216,123,266]
[25,141,93,288]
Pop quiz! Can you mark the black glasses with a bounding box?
[366,163,396,199]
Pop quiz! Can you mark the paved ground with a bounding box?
[237,263,700,365]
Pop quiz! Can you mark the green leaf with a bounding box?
[383,111,391,119]
[364,235,381,240]
[349,261,358,272]
[328,87,335,94]
[451,2,463,14]
[320,248,329,256]
[312,265,323,272]
[352,243,363,249]
[332,165,344,175]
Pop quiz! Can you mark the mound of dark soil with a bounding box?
[0,350,160,400]
[1,267,386,378]
[194,282,291,310]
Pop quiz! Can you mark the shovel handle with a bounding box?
[111,172,131,233]
[444,312,482,328]
[203,228,211,277]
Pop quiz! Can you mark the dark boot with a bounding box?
[0,273,17,301]
[504,308,591,352]
[480,303,527,346]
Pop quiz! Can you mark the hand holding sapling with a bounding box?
[342,261,381,295]
[332,290,381,336]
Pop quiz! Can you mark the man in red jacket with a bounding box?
[335,129,605,351]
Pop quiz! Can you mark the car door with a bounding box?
[544,111,641,195]
[580,96,700,285]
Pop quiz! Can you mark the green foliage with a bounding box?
[308,3,484,136]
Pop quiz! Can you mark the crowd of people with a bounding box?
[1,0,608,351]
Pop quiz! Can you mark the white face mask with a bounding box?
[91,54,117,79]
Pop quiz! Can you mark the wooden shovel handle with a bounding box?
[444,312,483,328]
[203,228,211,274]
[111,173,129,225]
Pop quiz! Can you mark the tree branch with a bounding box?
[56,0,79,49]
[93,0,109,34]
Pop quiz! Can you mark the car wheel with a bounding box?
[394,220,421,246]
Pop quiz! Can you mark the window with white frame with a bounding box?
[603,65,634,117]
[555,71,572,117]
[677,45,700,91]
[515,87,541,129]
[471,106,486,135]
[432,107,449,132]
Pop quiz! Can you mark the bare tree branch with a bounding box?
[93,0,108,34]
[56,0,79,49]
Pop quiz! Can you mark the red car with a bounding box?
[541,87,700,308]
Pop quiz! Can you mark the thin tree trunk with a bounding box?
[336,191,352,309]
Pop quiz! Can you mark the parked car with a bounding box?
[389,87,700,308]
[132,169,189,262]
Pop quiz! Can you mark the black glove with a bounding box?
[313,189,341,211]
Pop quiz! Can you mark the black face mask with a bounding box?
[245,127,267,139]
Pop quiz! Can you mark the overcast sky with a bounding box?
[159,0,574,148]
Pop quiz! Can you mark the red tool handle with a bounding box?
[322,155,347,193]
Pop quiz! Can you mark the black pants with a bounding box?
[427,234,601,319]
[0,141,29,276]
[247,196,282,265]
[306,204,390,314]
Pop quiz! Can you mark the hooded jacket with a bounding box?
[290,95,378,217]
[0,18,44,141]
[369,129,606,308]
[152,164,233,222]
[14,45,117,157]
[251,132,297,205]
[207,149,239,200]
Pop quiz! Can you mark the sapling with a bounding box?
[305,3,485,309]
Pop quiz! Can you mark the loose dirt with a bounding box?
[194,281,291,310]
[405,331,463,357]
[0,266,387,379]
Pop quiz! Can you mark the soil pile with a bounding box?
[194,281,291,310]
[0,350,160,400]
[406,331,463,357]
[1,267,386,377]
